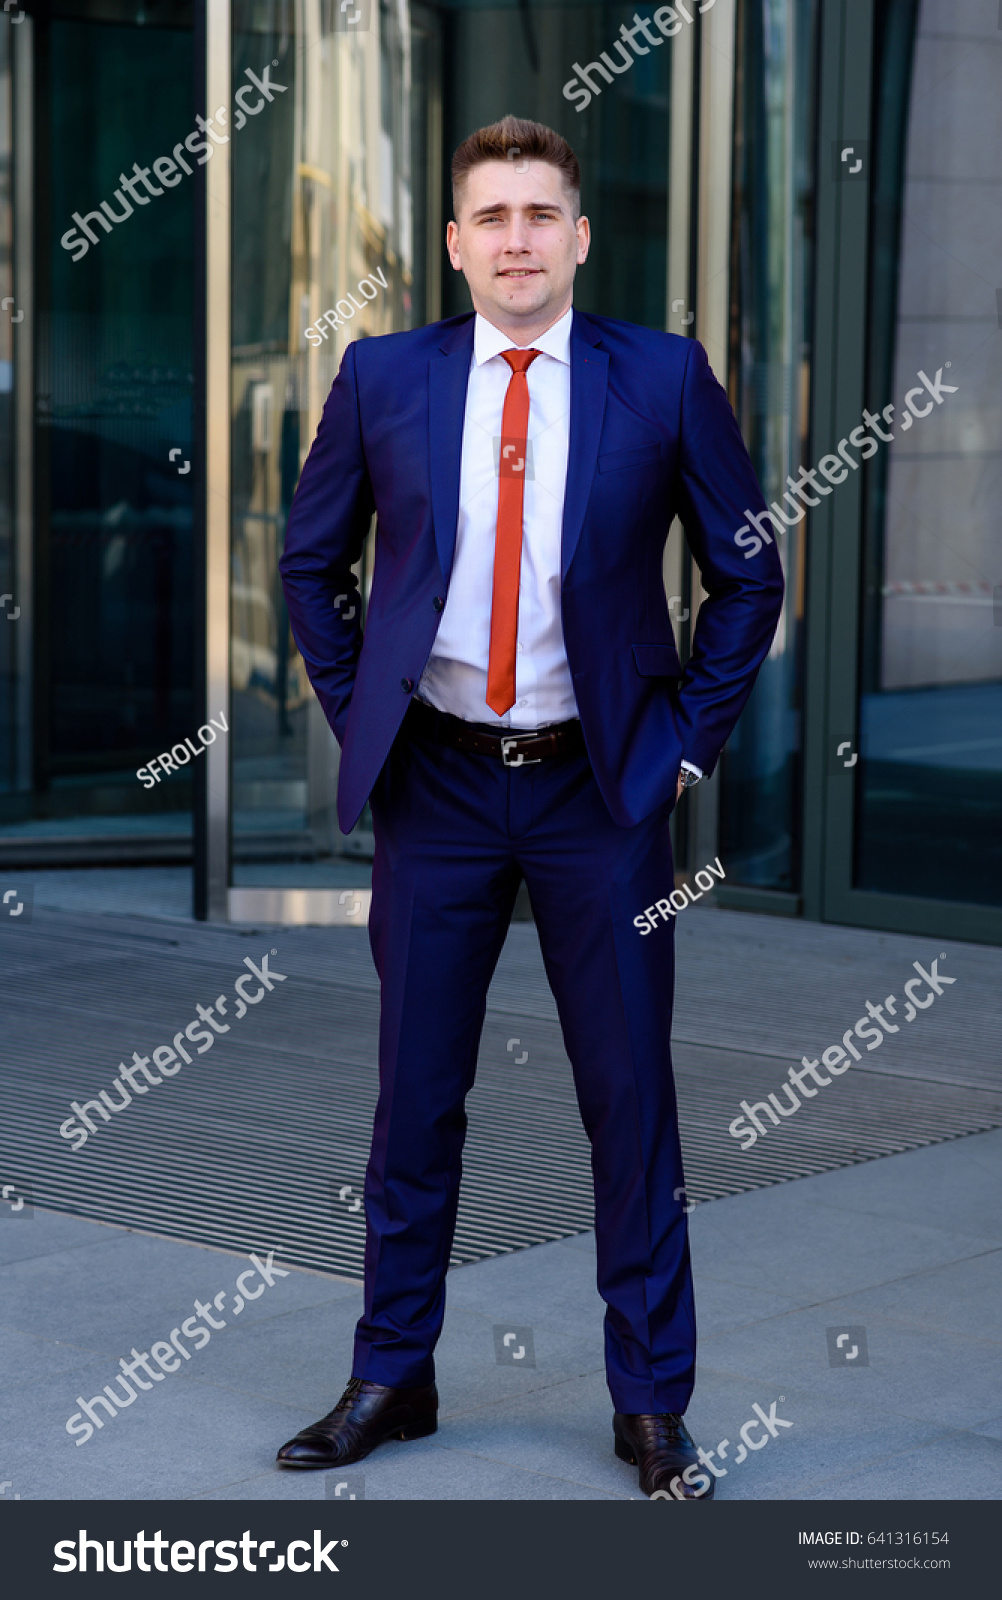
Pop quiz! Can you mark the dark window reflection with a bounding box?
[855,0,1002,906]
[3,5,194,849]
[719,0,818,892]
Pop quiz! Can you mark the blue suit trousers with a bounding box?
[351,715,696,1414]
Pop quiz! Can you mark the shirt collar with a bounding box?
[473,305,573,369]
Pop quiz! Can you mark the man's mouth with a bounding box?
[498,268,541,279]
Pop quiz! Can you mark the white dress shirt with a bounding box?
[415,306,703,778]
[417,307,576,729]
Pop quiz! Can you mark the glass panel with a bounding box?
[230,0,669,891]
[856,0,1002,906]
[229,0,432,890]
[719,0,818,891]
[0,3,194,853]
[0,27,12,793]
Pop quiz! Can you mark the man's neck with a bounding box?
[473,299,572,348]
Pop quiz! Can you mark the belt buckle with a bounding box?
[501,735,542,768]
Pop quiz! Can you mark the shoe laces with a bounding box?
[648,1412,683,1445]
[333,1377,365,1412]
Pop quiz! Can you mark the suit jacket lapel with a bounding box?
[562,310,608,579]
[428,317,475,584]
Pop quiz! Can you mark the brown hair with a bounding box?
[451,115,581,218]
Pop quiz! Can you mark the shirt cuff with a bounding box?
[680,760,703,779]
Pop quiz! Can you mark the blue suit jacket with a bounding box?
[280,309,784,834]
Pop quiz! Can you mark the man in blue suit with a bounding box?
[277,115,784,1499]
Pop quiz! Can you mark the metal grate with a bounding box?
[2,910,1000,1278]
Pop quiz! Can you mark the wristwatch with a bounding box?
[678,766,702,790]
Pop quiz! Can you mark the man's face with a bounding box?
[446,159,590,330]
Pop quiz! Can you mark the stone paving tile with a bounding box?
[796,1429,1002,1501]
[697,1304,1002,1432]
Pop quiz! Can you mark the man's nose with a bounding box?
[503,224,531,253]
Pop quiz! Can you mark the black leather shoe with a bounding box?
[614,1412,715,1500]
[277,1377,438,1469]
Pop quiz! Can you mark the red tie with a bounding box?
[487,348,541,717]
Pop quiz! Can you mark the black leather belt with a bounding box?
[407,697,586,766]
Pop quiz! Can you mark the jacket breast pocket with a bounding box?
[597,442,663,473]
[633,642,682,679]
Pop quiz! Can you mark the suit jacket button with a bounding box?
[401,677,414,693]
[433,596,445,612]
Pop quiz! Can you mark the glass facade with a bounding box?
[1,0,998,942]
[855,0,1002,907]
[2,0,194,857]
[228,0,438,891]
[0,27,13,790]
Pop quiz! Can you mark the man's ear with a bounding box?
[446,218,463,272]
